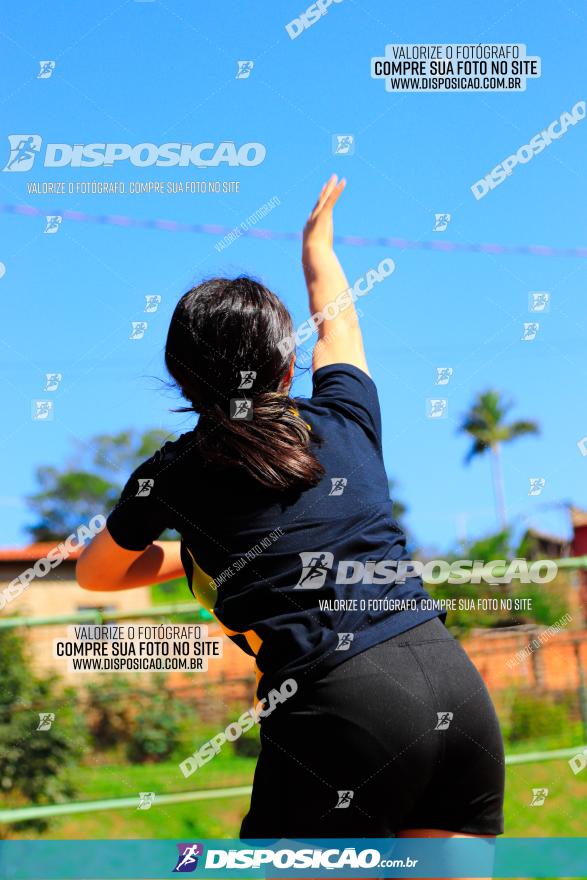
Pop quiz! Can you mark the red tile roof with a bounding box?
[0,543,83,562]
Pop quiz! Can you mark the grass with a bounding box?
[504,755,587,836]
[150,578,186,606]
[4,740,586,840]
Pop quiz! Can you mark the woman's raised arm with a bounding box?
[302,175,369,375]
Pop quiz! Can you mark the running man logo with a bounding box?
[230,399,253,421]
[44,216,62,234]
[236,61,254,79]
[295,552,334,588]
[433,213,451,232]
[332,134,354,155]
[32,400,54,421]
[529,291,550,312]
[528,477,546,497]
[137,792,156,810]
[434,711,453,730]
[435,367,453,386]
[427,398,448,419]
[329,477,347,496]
[44,373,62,392]
[238,370,256,389]
[173,843,203,873]
[37,712,55,731]
[37,60,56,79]
[3,135,42,172]
[569,748,587,776]
[522,322,539,341]
[144,295,162,313]
[136,478,155,497]
[336,633,354,651]
[529,787,548,807]
[130,321,148,340]
[335,790,354,809]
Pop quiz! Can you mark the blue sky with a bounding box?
[1,0,586,551]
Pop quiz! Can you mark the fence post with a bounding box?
[572,639,587,742]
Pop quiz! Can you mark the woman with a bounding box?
[77,176,505,843]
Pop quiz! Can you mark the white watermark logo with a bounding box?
[238,370,256,390]
[433,213,451,232]
[0,515,106,610]
[435,367,453,385]
[179,678,298,777]
[32,400,54,420]
[144,295,161,313]
[37,712,56,731]
[505,614,572,670]
[529,292,550,313]
[137,792,156,810]
[37,61,56,79]
[435,711,453,730]
[335,790,354,809]
[295,554,558,588]
[130,321,148,340]
[472,101,585,199]
[44,216,62,234]
[214,196,280,252]
[279,258,395,356]
[236,61,254,79]
[332,134,354,155]
[4,135,42,172]
[530,787,549,807]
[44,372,62,392]
[522,322,539,341]
[569,748,587,776]
[286,0,344,40]
[372,43,541,93]
[3,138,266,171]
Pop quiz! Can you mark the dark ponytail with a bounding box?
[165,276,324,492]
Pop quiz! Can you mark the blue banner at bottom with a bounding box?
[0,838,586,879]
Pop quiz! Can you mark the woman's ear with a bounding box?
[281,356,296,391]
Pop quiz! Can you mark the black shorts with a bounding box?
[240,617,505,838]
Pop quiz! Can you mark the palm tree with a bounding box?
[459,391,539,529]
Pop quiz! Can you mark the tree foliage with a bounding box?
[26,429,172,541]
[0,629,87,830]
[459,390,539,463]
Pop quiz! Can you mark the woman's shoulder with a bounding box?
[149,430,201,471]
[296,363,382,450]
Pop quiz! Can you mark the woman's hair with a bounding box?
[165,275,324,492]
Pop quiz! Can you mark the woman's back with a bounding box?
[107,363,441,699]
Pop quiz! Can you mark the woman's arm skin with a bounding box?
[76,529,184,591]
[302,175,369,375]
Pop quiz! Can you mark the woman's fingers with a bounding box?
[311,175,337,216]
[305,175,345,235]
[310,179,330,214]
[324,177,346,211]
[318,175,338,210]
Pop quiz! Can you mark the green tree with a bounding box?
[458,391,539,529]
[26,429,172,541]
[0,629,87,831]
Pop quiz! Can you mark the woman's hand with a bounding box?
[302,174,346,256]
